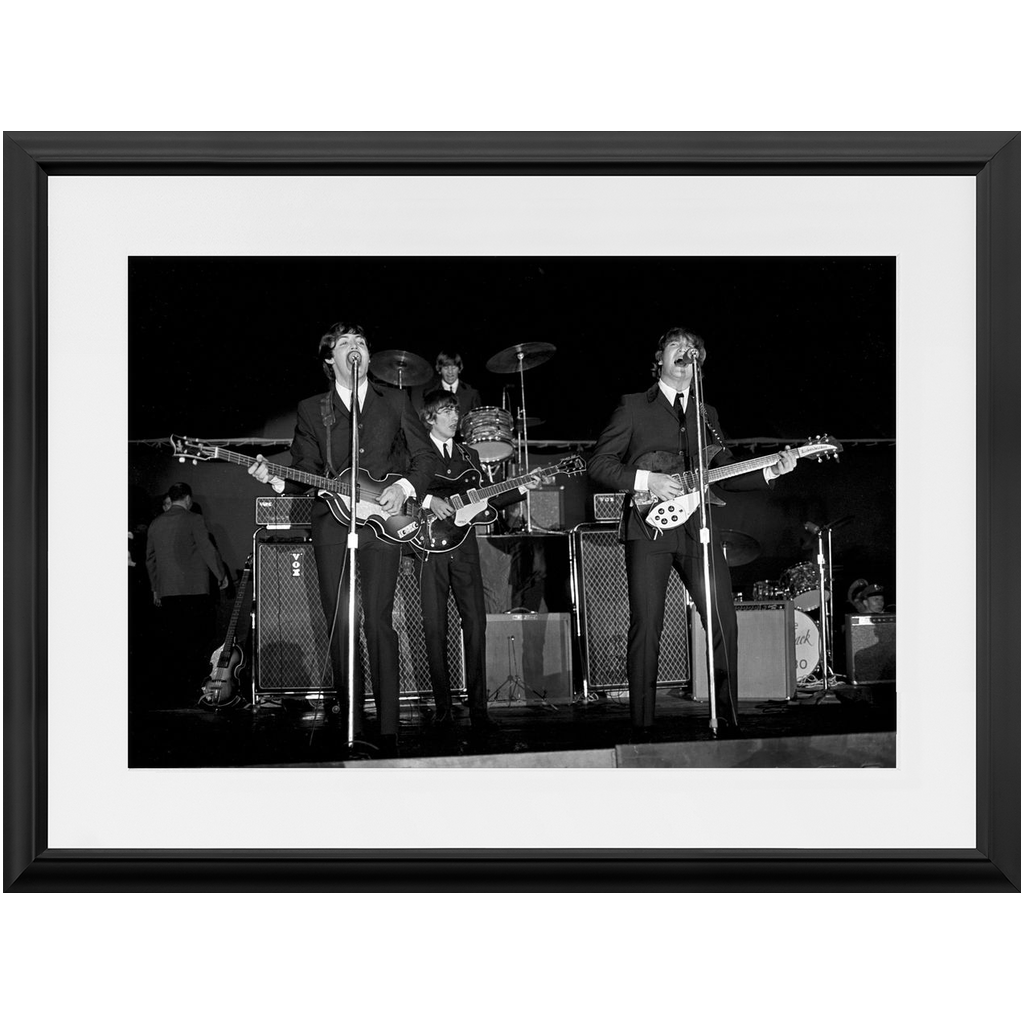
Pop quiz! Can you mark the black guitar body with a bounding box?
[411,467,498,553]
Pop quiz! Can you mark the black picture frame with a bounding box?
[4,131,1019,893]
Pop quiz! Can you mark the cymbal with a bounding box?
[717,531,761,567]
[516,415,545,429]
[486,342,556,374]
[368,350,433,387]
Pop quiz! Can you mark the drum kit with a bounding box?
[369,341,558,529]
[748,559,832,684]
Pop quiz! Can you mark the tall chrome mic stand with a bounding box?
[344,354,361,755]
[689,356,721,737]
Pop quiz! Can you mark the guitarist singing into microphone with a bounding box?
[588,328,798,742]
[414,390,549,734]
[248,323,439,759]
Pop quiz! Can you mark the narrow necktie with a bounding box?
[675,392,686,426]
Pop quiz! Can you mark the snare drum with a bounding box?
[461,406,514,463]
[781,561,829,611]
[793,609,821,682]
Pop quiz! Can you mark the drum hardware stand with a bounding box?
[806,515,851,699]
[689,353,723,738]
[488,634,558,711]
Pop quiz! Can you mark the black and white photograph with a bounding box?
[127,254,897,769]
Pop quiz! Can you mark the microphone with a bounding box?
[346,350,361,365]
[678,348,700,362]
[804,521,821,535]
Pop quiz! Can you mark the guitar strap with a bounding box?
[320,391,337,477]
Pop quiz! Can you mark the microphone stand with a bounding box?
[344,355,361,755]
[689,356,720,737]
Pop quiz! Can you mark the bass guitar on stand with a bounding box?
[200,554,253,709]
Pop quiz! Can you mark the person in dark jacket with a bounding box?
[248,322,438,758]
[588,327,798,740]
[413,389,545,733]
[145,481,229,706]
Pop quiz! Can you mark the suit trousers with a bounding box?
[417,541,488,718]
[624,524,739,729]
[313,527,402,735]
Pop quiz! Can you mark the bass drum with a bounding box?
[793,610,821,682]
[781,561,829,611]
[461,406,514,463]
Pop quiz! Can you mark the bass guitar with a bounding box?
[200,554,253,708]
[170,435,420,543]
[634,435,842,531]
[412,455,587,552]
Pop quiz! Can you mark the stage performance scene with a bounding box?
[128,256,896,768]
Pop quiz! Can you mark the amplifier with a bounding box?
[255,495,314,527]
[485,612,573,705]
[845,615,896,684]
[506,487,565,531]
[592,493,625,522]
[691,601,797,700]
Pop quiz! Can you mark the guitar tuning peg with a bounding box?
[178,456,185,463]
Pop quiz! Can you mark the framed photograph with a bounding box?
[5,132,1019,891]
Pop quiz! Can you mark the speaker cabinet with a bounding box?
[572,527,690,692]
[845,614,896,684]
[485,612,573,705]
[254,535,463,697]
[691,601,797,700]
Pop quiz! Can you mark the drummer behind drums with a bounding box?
[413,351,482,422]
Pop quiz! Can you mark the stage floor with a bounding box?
[128,683,896,769]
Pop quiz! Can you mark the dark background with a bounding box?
[128,255,896,608]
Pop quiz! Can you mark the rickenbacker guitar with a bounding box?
[412,455,587,553]
[634,435,842,531]
[170,435,420,543]
[201,555,253,708]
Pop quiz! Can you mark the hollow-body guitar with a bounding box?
[170,435,420,543]
[413,455,586,552]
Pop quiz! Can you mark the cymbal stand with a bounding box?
[813,526,834,691]
[515,352,533,533]
[689,357,721,737]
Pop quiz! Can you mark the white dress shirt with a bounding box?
[633,380,773,491]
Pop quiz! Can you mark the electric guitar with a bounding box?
[634,436,842,531]
[412,455,587,552]
[170,435,421,543]
[200,555,253,708]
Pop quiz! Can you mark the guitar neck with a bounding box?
[451,471,539,510]
[221,568,251,649]
[705,444,818,485]
[202,446,344,494]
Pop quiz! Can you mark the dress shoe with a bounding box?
[713,719,743,739]
[629,726,656,745]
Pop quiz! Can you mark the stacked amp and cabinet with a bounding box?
[251,497,464,702]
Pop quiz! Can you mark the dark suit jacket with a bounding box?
[146,506,226,596]
[412,376,482,420]
[286,381,440,546]
[588,384,770,542]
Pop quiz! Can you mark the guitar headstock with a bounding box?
[805,434,843,463]
[557,455,588,477]
[170,434,217,464]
